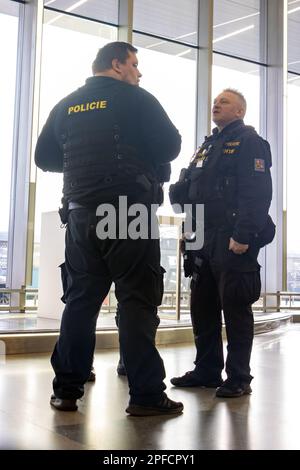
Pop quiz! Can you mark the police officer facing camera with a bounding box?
[170,89,274,398]
[35,41,183,416]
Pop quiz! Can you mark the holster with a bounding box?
[181,239,196,277]
[169,178,191,212]
[156,163,171,183]
[58,198,69,225]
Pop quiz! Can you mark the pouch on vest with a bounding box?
[169,168,190,211]
[169,180,190,211]
[188,169,206,202]
[254,215,276,248]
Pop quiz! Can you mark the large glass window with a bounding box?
[286,74,300,293]
[131,31,197,321]
[44,0,119,25]
[212,54,261,130]
[133,0,198,45]
[288,0,300,74]
[287,1,300,294]
[133,33,197,198]
[0,0,19,289]
[213,0,263,63]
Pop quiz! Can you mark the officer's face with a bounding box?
[118,52,142,86]
[212,91,245,129]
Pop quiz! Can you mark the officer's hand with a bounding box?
[229,238,249,255]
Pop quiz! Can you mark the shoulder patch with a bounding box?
[254,158,265,172]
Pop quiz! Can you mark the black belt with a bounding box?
[68,201,85,210]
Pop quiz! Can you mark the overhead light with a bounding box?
[214,12,259,29]
[176,49,191,57]
[146,10,259,50]
[146,31,196,49]
[66,0,88,12]
[46,13,63,25]
[288,75,300,83]
[288,6,300,13]
[45,0,88,25]
[213,25,254,44]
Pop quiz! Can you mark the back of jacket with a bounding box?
[35,76,181,205]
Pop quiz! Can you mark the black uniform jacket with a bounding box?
[35,76,181,184]
[190,119,273,245]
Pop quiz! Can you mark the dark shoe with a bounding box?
[87,367,96,382]
[216,380,252,398]
[117,359,127,376]
[171,371,223,388]
[50,394,78,411]
[126,395,184,416]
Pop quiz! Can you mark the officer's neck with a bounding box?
[94,70,122,81]
[217,118,243,133]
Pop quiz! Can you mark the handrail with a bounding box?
[1,288,300,313]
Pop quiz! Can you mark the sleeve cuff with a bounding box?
[232,229,250,245]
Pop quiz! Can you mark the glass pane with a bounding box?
[287,73,300,293]
[0,0,19,291]
[133,0,198,45]
[133,33,197,216]
[288,0,300,74]
[34,12,117,293]
[212,54,266,286]
[212,54,261,130]
[132,33,197,322]
[44,0,119,25]
[213,0,262,63]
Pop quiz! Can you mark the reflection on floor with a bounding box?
[1,323,300,450]
[0,311,292,333]
[0,312,193,333]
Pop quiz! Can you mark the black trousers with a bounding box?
[190,228,261,384]
[51,204,166,405]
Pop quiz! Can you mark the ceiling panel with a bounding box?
[133,0,198,45]
[43,0,119,25]
[213,0,262,63]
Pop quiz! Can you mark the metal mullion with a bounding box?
[6,0,42,311]
[264,0,287,302]
[118,0,133,43]
[196,0,213,147]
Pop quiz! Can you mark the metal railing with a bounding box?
[0,287,38,312]
[1,287,300,314]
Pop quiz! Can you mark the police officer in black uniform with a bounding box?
[35,41,183,416]
[169,89,274,397]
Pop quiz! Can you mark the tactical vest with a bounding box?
[169,123,257,212]
[61,90,157,206]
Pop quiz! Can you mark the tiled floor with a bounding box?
[1,323,300,450]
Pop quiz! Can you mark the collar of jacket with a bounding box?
[84,76,131,89]
[212,119,245,138]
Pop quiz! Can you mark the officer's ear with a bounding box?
[236,106,245,119]
[112,58,122,73]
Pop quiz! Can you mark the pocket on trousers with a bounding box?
[147,264,166,306]
[234,270,261,305]
[59,262,68,304]
[158,266,166,305]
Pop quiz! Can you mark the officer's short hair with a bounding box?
[92,42,138,74]
[223,88,247,114]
